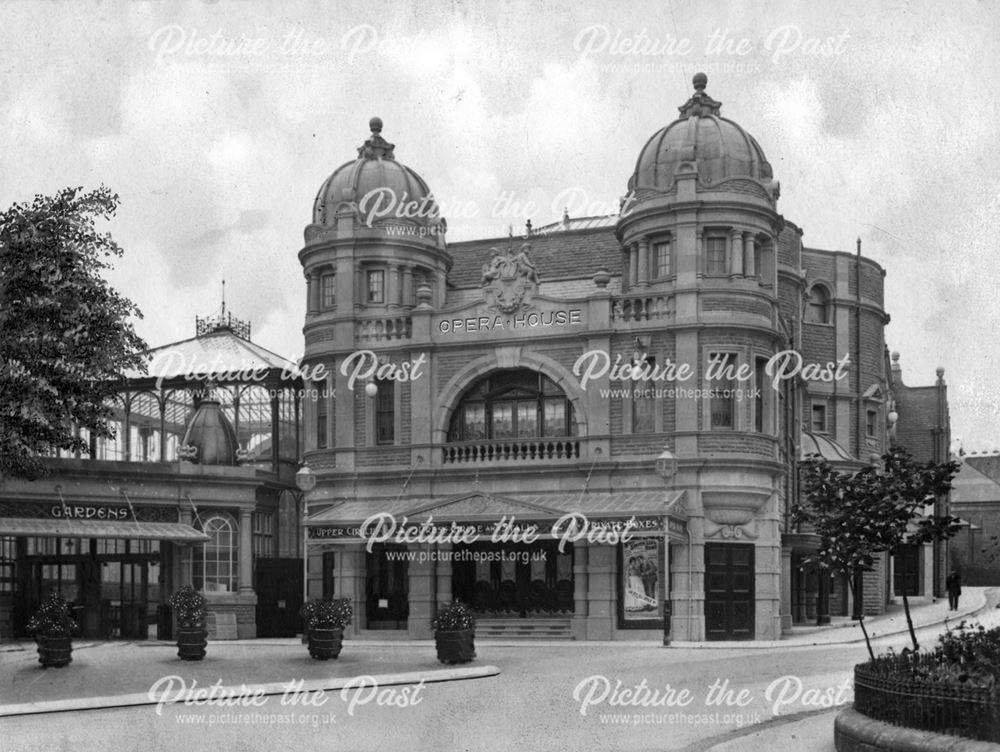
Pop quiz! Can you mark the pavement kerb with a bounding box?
[671,589,991,650]
[834,707,999,752]
[0,664,500,718]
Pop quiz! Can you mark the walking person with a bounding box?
[946,571,962,611]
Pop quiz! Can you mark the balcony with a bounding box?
[443,438,582,464]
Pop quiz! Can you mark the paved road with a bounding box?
[4,608,993,752]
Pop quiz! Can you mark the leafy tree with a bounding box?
[792,447,961,657]
[0,186,146,479]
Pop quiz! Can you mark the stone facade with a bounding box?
[295,75,950,641]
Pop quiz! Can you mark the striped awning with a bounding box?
[0,518,209,542]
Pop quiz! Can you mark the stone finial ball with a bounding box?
[693,72,708,91]
[370,116,383,133]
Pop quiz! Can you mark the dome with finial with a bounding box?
[179,395,239,466]
[312,117,441,228]
[628,74,774,192]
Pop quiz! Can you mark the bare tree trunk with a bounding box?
[901,591,920,651]
[848,576,875,660]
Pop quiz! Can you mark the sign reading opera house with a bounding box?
[297,76,950,641]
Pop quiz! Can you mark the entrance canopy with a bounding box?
[0,518,209,542]
[306,490,687,543]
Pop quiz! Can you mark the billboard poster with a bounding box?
[620,537,662,627]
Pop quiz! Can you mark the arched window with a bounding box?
[195,513,238,592]
[447,369,576,441]
[805,284,831,324]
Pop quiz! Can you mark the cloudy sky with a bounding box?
[1,0,997,450]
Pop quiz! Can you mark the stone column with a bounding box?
[730,229,743,276]
[388,264,401,308]
[435,543,452,607]
[179,507,194,587]
[239,508,254,595]
[629,244,639,288]
[354,264,364,308]
[743,232,755,277]
[781,546,793,632]
[572,543,588,640]
[402,266,414,307]
[408,544,435,639]
[696,231,704,278]
[637,237,650,287]
[622,250,631,292]
[585,543,615,640]
[335,545,363,636]
[305,273,315,315]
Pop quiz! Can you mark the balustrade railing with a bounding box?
[355,316,412,342]
[443,439,581,464]
[611,294,674,323]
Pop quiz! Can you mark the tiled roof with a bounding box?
[964,455,1000,485]
[951,460,1000,504]
[447,226,622,289]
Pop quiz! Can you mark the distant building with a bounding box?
[950,453,1000,582]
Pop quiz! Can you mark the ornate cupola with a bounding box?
[628,72,777,194]
[300,117,453,363]
[617,74,783,294]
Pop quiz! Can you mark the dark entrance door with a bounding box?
[704,542,755,640]
[894,544,920,596]
[26,547,154,639]
[366,545,409,629]
[255,558,304,638]
[452,541,574,617]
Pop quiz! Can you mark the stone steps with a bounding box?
[475,617,574,640]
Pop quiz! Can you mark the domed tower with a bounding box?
[300,117,452,326]
[300,118,451,469]
[619,75,788,641]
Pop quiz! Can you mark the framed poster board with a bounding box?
[618,537,664,629]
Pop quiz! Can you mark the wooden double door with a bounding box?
[704,543,755,640]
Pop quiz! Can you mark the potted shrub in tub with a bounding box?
[26,592,79,668]
[301,597,352,660]
[168,585,208,661]
[433,601,476,664]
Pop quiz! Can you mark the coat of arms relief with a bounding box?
[480,242,540,314]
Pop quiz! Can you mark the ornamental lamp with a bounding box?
[364,382,379,399]
[656,447,677,483]
[295,464,316,493]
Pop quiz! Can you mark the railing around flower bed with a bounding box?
[853,653,1000,743]
[443,439,581,464]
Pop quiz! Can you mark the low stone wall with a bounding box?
[835,708,1000,752]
